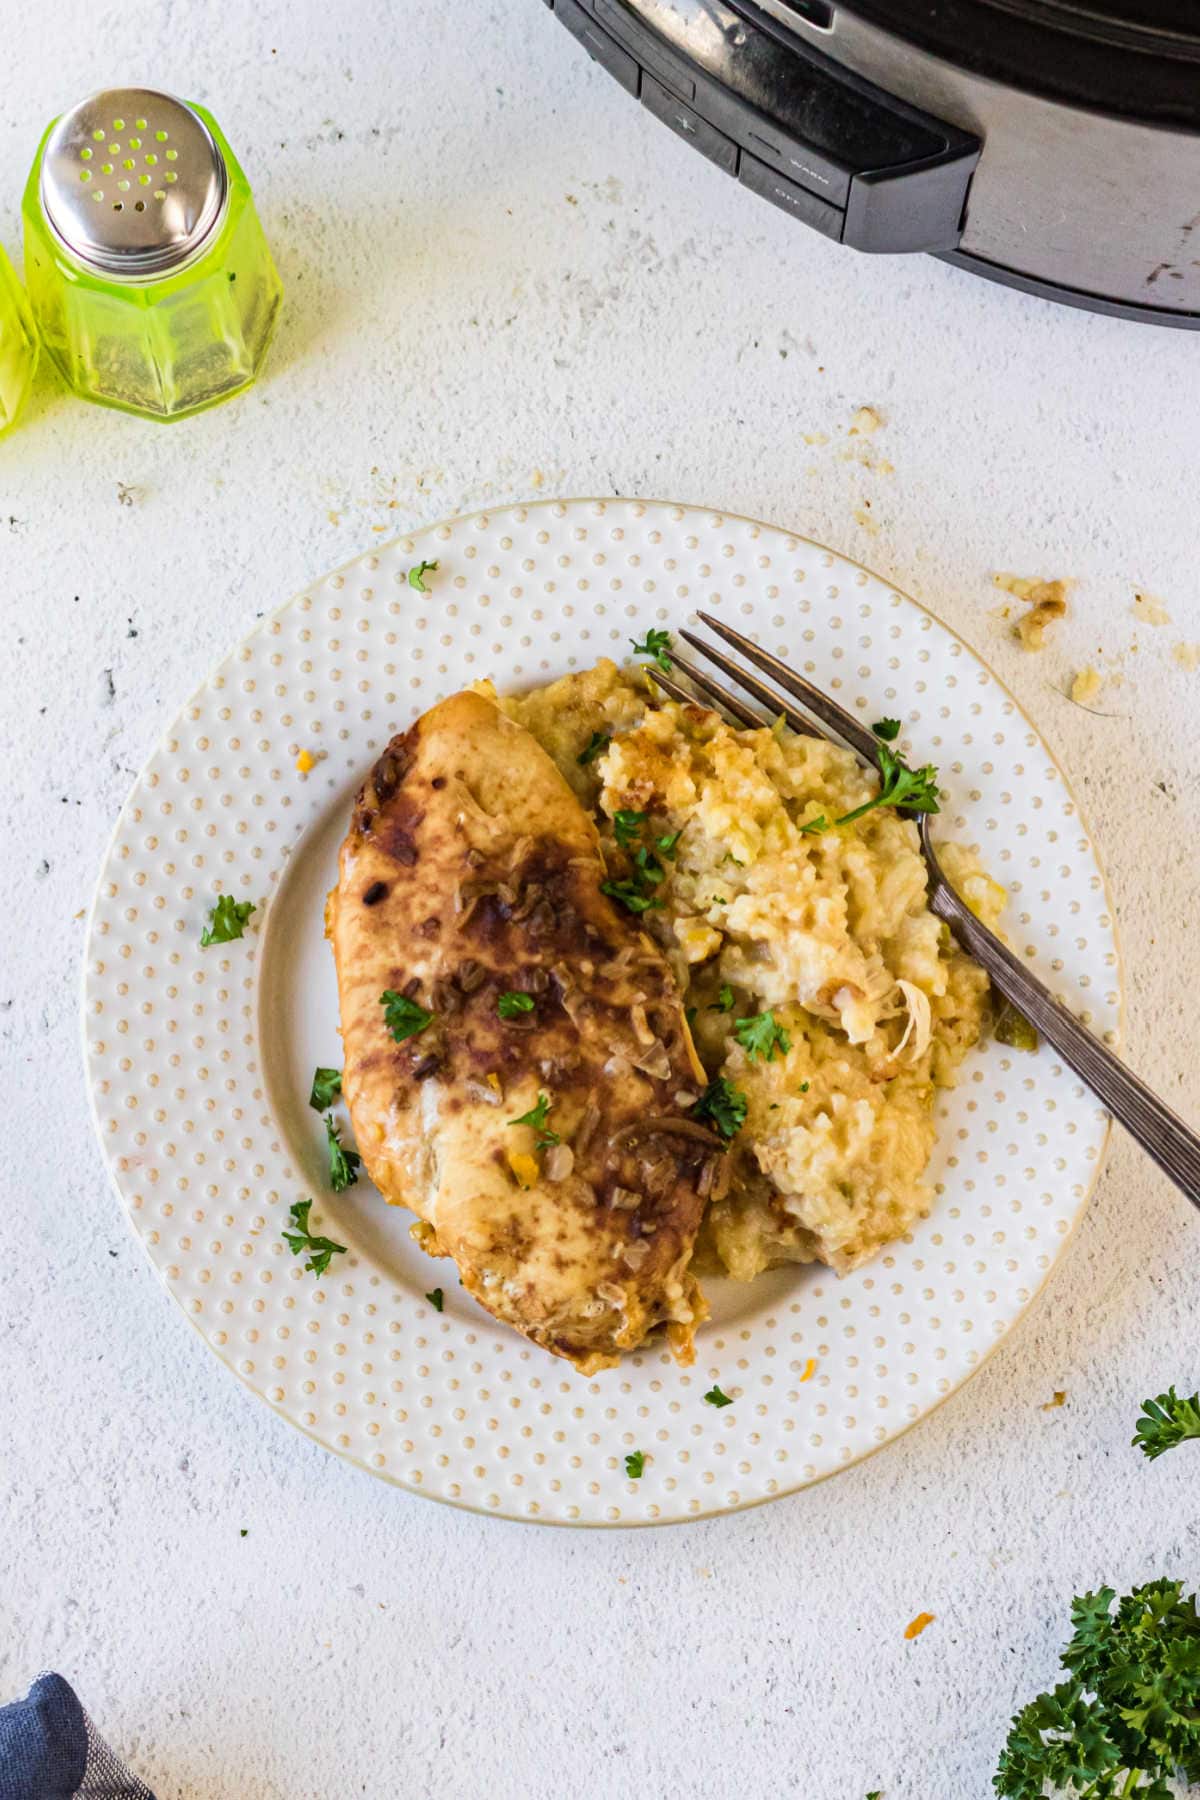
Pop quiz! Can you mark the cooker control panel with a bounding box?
[545,0,981,254]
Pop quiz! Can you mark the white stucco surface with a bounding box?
[3,5,1200,1796]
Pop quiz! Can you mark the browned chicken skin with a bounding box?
[328,689,715,1372]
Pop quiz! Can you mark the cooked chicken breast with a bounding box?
[329,689,716,1373]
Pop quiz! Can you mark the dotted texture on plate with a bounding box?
[82,499,1120,1527]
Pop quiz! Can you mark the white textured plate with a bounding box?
[83,499,1120,1526]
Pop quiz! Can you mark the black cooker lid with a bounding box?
[838,0,1200,125]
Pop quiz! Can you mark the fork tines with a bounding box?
[683,612,879,761]
[653,656,764,729]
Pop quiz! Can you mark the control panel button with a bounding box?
[738,151,844,241]
[555,0,640,95]
[641,73,737,173]
[743,121,850,210]
[592,0,696,101]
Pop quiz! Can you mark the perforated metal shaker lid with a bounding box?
[40,87,228,278]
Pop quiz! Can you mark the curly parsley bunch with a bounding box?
[995,1580,1200,1797]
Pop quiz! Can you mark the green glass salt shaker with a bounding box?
[22,87,282,421]
[0,246,38,435]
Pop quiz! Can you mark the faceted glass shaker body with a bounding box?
[22,103,282,422]
[0,246,39,435]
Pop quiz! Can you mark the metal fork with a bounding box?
[655,611,1200,1207]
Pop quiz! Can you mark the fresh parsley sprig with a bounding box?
[1133,1387,1200,1462]
[734,1010,791,1063]
[380,989,433,1042]
[200,894,256,946]
[408,559,439,592]
[835,720,940,828]
[324,1115,361,1192]
[630,627,673,674]
[282,1200,347,1279]
[509,1092,560,1149]
[309,1066,342,1111]
[995,1580,1200,1797]
[692,1077,748,1143]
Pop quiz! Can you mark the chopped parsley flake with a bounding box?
[603,809,677,914]
[872,718,901,742]
[426,1287,444,1312]
[799,815,829,837]
[601,878,662,916]
[613,808,648,849]
[692,1077,748,1142]
[324,1115,361,1192]
[508,1092,559,1148]
[407,559,439,592]
[799,1081,810,1094]
[629,627,673,674]
[624,1450,646,1479]
[710,984,735,1012]
[704,1385,733,1408]
[734,1010,791,1063]
[577,730,611,766]
[308,1066,342,1111]
[200,894,255,946]
[282,1200,347,1278]
[380,989,433,1042]
[631,845,665,885]
[497,991,535,1018]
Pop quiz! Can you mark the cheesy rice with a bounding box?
[497,658,1005,1280]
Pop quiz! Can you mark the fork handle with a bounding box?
[929,878,1200,1207]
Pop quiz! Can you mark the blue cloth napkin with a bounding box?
[0,1674,154,1800]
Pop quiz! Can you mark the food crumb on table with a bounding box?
[1070,668,1103,706]
[903,1611,935,1640]
[994,572,1071,651]
[1133,590,1171,627]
